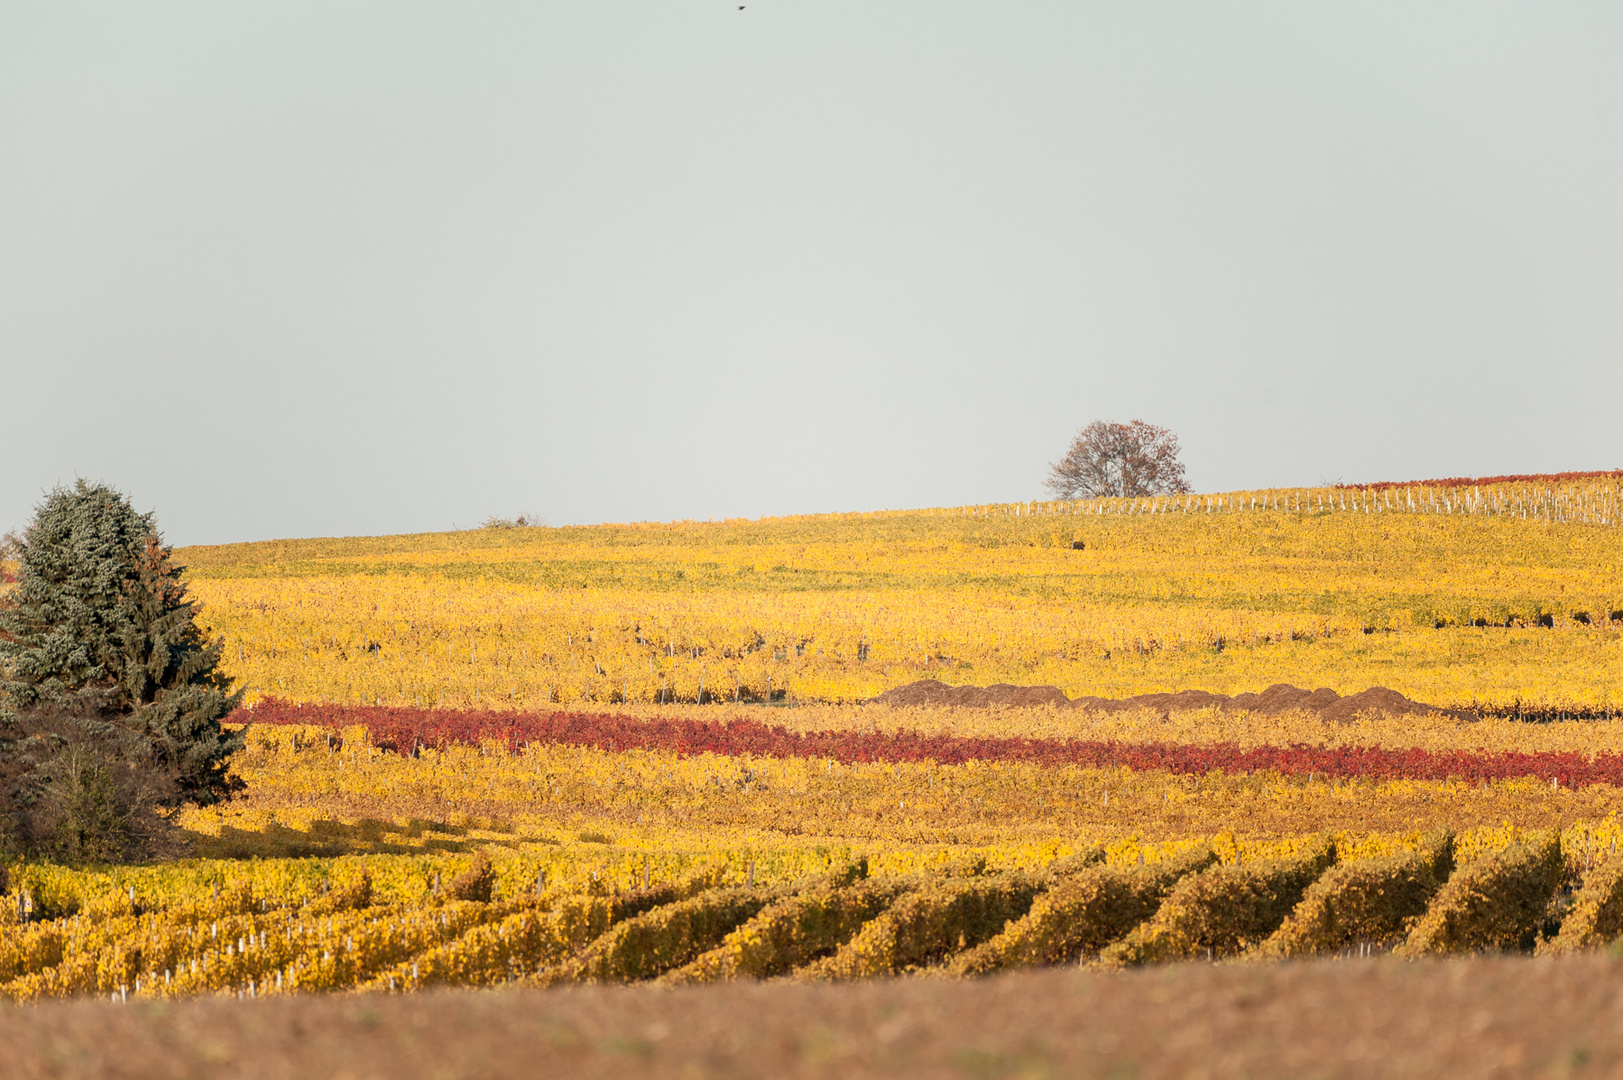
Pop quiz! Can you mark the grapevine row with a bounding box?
[6,830,1623,1000]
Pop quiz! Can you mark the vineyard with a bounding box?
[3,478,1623,1006]
[182,480,1623,711]
[6,699,1623,1001]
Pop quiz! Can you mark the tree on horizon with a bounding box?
[1044,420,1192,499]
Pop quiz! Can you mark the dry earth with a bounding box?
[6,956,1621,1079]
[871,679,1476,723]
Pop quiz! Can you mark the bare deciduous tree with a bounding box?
[1044,420,1191,499]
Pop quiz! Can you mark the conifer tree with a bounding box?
[0,481,243,806]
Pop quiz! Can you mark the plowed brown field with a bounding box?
[5,955,1619,1079]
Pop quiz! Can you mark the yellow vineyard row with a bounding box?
[4,823,1620,1001]
[167,724,1623,858]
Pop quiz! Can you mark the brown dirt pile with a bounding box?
[870,678,1475,722]
[2,956,1617,1079]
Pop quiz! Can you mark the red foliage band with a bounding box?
[241,700,1617,788]
[1340,469,1623,491]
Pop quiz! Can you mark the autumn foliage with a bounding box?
[241,700,1623,788]
[1347,469,1623,491]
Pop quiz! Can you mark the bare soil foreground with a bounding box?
[7,956,1622,1080]
[871,678,1477,723]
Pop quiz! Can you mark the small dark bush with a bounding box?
[1,699,184,863]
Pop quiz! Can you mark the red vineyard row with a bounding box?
[241,700,1618,788]
[1342,469,1623,492]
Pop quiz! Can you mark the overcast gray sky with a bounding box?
[3,3,1620,546]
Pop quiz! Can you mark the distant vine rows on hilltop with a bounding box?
[183,483,1623,712]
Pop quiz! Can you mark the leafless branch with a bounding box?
[1044,420,1192,498]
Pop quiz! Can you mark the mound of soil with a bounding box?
[869,679,1474,722]
[866,681,1075,710]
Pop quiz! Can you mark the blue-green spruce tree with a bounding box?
[0,481,243,810]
